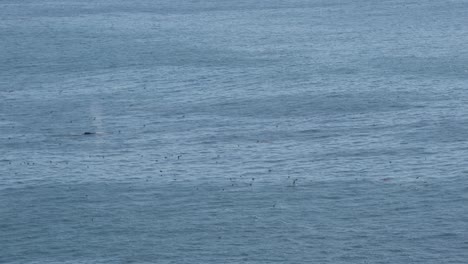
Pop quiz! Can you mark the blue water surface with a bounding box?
[1,0,467,263]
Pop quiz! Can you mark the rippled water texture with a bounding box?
[1,0,468,263]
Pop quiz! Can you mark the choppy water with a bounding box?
[1,0,468,263]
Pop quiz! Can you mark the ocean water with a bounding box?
[1,0,468,263]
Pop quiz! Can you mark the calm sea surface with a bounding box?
[1,0,468,263]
